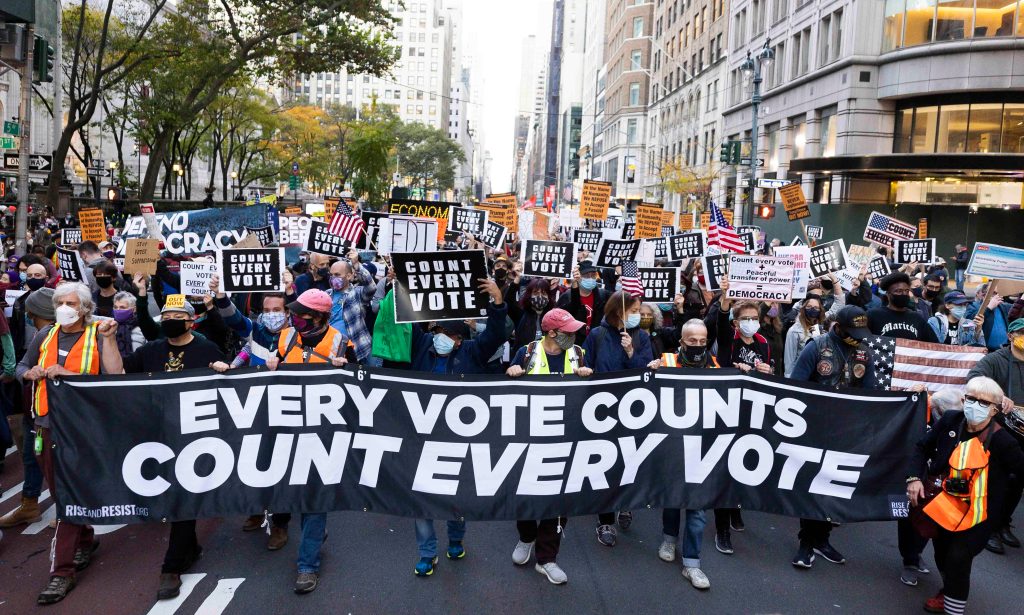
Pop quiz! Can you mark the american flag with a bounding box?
[706,201,745,254]
[866,336,986,392]
[327,199,365,244]
[620,260,644,298]
[864,211,916,248]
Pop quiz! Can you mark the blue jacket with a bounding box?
[582,320,654,373]
[408,301,509,375]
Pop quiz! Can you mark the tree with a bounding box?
[394,123,465,193]
[203,85,281,199]
[660,150,722,214]
[348,103,400,208]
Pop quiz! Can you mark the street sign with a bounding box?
[740,158,766,167]
[86,168,111,178]
[757,178,790,189]
[3,153,53,172]
[0,137,15,149]
[2,121,19,136]
[288,175,300,190]
[291,162,299,175]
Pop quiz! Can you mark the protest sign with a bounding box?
[4,289,26,318]
[558,207,580,231]
[638,267,679,302]
[484,192,518,209]
[244,225,276,247]
[836,264,862,292]
[894,238,935,265]
[121,206,267,255]
[266,206,280,235]
[966,242,1024,281]
[772,245,811,299]
[661,226,675,237]
[699,209,734,229]
[139,203,165,241]
[164,294,186,310]
[533,211,552,241]
[304,220,350,258]
[522,240,577,279]
[278,214,312,247]
[635,203,663,239]
[738,231,757,254]
[591,216,621,230]
[677,213,694,231]
[847,244,876,267]
[59,228,82,246]
[357,212,389,250]
[635,241,656,268]
[122,238,161,276]
[660,209,676,229]
[806,225,824,241]
[389,198,454,242]
[284,206,302,215]
[647,237,668,260]
[621,221,636,241]
[79,208,107,244]
[573,229,602,253]
[324,197,340,223]
[479,200,517,233]
[378,217,438,255]
[479,221,507,250]
[47,366,925,525]
[580,180,612,220]
[779,183,810,221]
[448,206,489,236]
[391,250,489,323]
[791,236,806,246]
[809,239,849,279]
[701,253,731,292]
[726,254,796,302]
[231,233,263,250]
[863,211,917,248]
[217,248,284,294]
[56,247,85,281]
[867,255,892,281]
[593,238,641,268]
[668,231,706,260]
[179,260,219,296]
[918,218,928,239]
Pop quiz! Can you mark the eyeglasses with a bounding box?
[964,394,997,406]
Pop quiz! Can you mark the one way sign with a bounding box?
[3,153,53,172]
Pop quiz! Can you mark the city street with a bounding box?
[4,444,1024,614]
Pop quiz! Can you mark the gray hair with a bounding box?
[113,291,137,308]
[965,376,1004,407]
[52,281,95,320]
[681,318,708,337]
[930,388,964,418]
[641,303,664,330]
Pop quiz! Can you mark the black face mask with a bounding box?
[160,319,189,338]
[820,280,834,291]
[95,276,114,289]
[890,294,911,309]
[26,278,46,291]
[682,344,707,364]
[317,267,329,279]
[494,268,508,283]
[923,289,938,300]
[911,287,923,298]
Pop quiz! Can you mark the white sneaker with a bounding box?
[512,540,534,565]
[658,539,676,562]
[535,562,567,585]
[682,566,710,590]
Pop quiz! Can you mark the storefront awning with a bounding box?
[789,153,1024,179]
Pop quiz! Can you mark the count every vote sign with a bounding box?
[391,250,490,323]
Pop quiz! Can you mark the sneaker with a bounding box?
[715,531,734,555]
[682,566,711,590]
[1000,525,1021,549]
[596,524,617,547]
[792,544,815,568]
[730,510,745,532]
[414,556,438,577]
[923,592,944,613]
[37,576,76,605]
[535,562,568,585]
[986,533,1005,554]
[658,538,677,562]
[446,541,466,560]
[813,542,846,564]
[267,526,288,551]
[617,510,633,530]
[73,541,99,572]
[294,572,319,594]
[900,566,920,586]
[512,540,534,565]
[242,514,264,532]
[156,573,181,600]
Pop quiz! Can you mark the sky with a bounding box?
[462,0,552,192]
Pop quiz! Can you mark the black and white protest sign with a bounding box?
[867,255,892,280]
[639,267,679,302]
[244,225,276,247]
[448,205,488,236]
[809,239,849,279]
[726,254,796,302]
[391,250,489,323]
[304,220,350,257]
[621,222,636,241]
[791,236,806,246]
[47,366,925,525]
[479,221,507,250]
[591,216,620,229]
[662,225,675,238]
[179,260,219,296]
[573,229,601,253]
[59,228,82,246]
[217,248,284,294]
[56,247,85,281]
[378,217,438,255]
[739,231,757,254]
[357,211,389,250]
[593,239,641,268]
[668,231,706,260]
[772,246,811,299]
[648,237,667,259]
[701,253,731,292]
[894,238,935,265]
[522,240,577,279]
[806,225,824,240]
[737,225,762,251]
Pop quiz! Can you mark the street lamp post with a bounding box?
[171,163,181,201]
[177,168,184,201]
[740,40,774,225]
[230,171,238,200]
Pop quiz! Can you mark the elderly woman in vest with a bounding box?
[16,282,121,605]
[908,376,1024,615]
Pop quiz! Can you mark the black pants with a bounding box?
[934,524,989,601]
[597,512,615,525]
[162,520,200,574]
[798,519,832,546]
[714,508,739,531]
[995,473,1022,528]
[271,513,291,528]
[517,518,566,564]
[898,518,929,566]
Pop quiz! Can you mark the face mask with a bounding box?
[291,314,314,333]
[554,331,576,350]
[963,400,991,424]
[530,295,549,311]
[475,321,487,333]
[911,287,923,298]
[258,311,288,332]
[330,277,347,291]
[55,305,79,327]
[890,294,911,309]
[26,278,46,291]
[738,320,760,338]
[1013,336,1024,352]
[924,289,938,300]
[102,250,115,260]
[950,306,967,320]
[160,319,189,338]
[682,344,706,363]
[95,276,114,289]
[433,333,455,355]
[112,308,134,324]
[625,313,641,329]
[494,268,508,282]
[580,278,599,291]
[317,267,329,279]
[804,307,821,320]
[767,306,779,318]
[639,316,654,330]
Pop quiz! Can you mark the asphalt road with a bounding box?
[3,443,1024,614]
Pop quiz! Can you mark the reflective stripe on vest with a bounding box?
[924,434,991,532]
[526,342,583,375]
[33,323,101,417]
[661,353,719,368]
[277,327,341,364]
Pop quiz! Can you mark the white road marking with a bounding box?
[5,445,16,457]
[93,523,127,535]
[22,503,55,534]
[194,578,246,615]
[144,573,207,615]
[0,481,24,505]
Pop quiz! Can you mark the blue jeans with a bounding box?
[662,508,706,568]
[955,269,966,292]
[21,416,43,498]
[297,513,327,574]
[414,519,466,558]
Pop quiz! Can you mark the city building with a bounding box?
[513,35,541,196]
[579,0,607,186]
[555,0,589,205]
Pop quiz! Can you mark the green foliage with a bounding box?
[393,122,466,192]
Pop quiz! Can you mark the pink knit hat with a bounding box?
[289,289,332,315]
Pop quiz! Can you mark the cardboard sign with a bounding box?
[635,203,663,239]
[244,226,276,247]
[668,231,706,261]
[917,218,928,239]
[56,247,85,281]
[231,233,263,250]
[779,182,809,220]
[217,247,284,294]
[639,267,679,303]
[304,220,350,257]
[78,208,107,244]
[867,255,892,281]
[701,254,731,292]
[522,240,578,279]
[806,225,824,241]
[391,249,489,323]
[122,238,161,276]
[479,221,507,250]
[580,180,612,220]
[179,260,219,296]
[448,205,488,236]
[847,244,876,267]
[727,254,796,302]
[621,222,636,241]
[573,229,602,253]
[863,211,917,248]
[967,242,1024,281]
[164,294,187,310]
[772,245,811,300]
[532,211,552,241]
[378,217,438,255]
[894,238,936,265]
[59,228,82,246]
[357,211,389,250]
[139,203,165,241]
[809,239,849,279]
[593,238,641,269]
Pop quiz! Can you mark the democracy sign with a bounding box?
[867,255,892,281]
[179,260,219,296]
[357,212,389,250]
[47,366,925,525]
[894,238,935,265]
[668,231,706,261]
[593,238,641,269]
[638,267,679,302]
[573,229,602,253]
[59,228,82,246]
[701,253,730,292]
[966,242,1024,282]
[809,239,849,279]
[772,245,811,300]
[448,206,488,236]
[217,248,284,294]
[121,206,269,255]
[726,255,796,302]
[479,220,507,251]
[522,240,577,279]
[391,250,490,323]
[244,225,276,247]
[304,220,350,258]
[56,246,85,281]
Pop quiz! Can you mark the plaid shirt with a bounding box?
[328,267,376,361]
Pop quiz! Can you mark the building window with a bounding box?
[936,104,970,152]
[633,16,645,37]
[631,50,643,70]
[819,106,838,157]
[792,118,807,159]
[903,0,936,46]
[766,123,780,171]
[627,118,639,144]
[629,82,641,106]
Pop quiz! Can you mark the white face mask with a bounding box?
[739,320,760,338]
[55,304,80,327]
[963,400,991,425]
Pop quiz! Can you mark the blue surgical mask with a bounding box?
[580,278,598,291]
[950,305,967,320]
[963,400,990,424]
[625,313,641,329]
[433,333,455,355]
[475,321,487,333]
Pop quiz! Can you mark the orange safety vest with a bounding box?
[276,326,343,364]
[33,323,101,417]
[661,352,719,368]
[924,425,996,532]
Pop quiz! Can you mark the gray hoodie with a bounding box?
[967,346,1024,406]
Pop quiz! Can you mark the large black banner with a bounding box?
[47,367,925,525]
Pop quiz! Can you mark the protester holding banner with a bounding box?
[110,292,146,356]
[869,273,939,343]
[966,283,1014,352]
[784,295,826,378]
[907,376,1024,615]
[219,292,292,369]
[16,282,122,605]
[558,261,610,345]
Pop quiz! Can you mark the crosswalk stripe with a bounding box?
[22,504,55,534]
[144,573,207,615]
[93,523,127,535]
[194,578,245,615]
[4,445,16,457]
[0,482,25,505]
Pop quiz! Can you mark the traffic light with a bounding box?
[33,37,55,84]
[755,203,776,219]
[719,141,741,164]
[719,142,730,163]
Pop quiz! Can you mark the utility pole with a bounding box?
[15,24,34,256]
